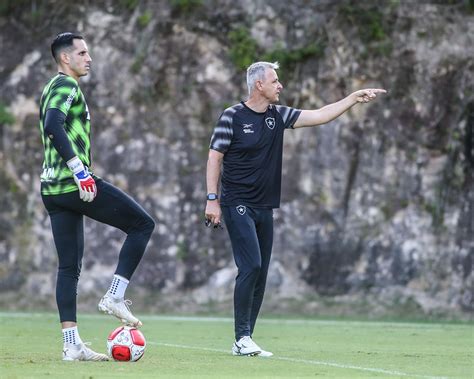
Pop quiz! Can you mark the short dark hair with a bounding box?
[51,32,84,63]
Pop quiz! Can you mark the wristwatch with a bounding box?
[207,193,218,201]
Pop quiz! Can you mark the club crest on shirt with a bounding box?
[265,117,275,130]
[236,205,246,215]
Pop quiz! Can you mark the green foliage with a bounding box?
[339,3,394,57]
[423,200,444,226]
[0,103,15,125]
[339,4,387,43]
[0,0,49,26]
[263,42,325,70]
[171,0,203,13]
[0,0,28,16]
[371,39,393,57]
[176,241,188,260]
[130,54,145,73]
[119,0,139,10]
[220,102,233,111]
[228,27,325,72]
[138,10,152,28]
[440,0,474,9]
[228,27,259,70]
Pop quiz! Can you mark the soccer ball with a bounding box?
[107,326,146,362]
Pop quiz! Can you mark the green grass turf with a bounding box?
[0,312,472,378]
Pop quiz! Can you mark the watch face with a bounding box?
[207,193,218,200]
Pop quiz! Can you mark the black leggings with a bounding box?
[42,179,155,322]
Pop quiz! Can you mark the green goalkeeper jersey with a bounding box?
[39,74,92,195]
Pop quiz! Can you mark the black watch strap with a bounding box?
[207,193,218,201]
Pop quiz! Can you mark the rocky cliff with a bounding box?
[0,0,472,319]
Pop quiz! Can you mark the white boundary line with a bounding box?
[149,342,448,379]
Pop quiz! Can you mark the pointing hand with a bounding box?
[353,88,387,103]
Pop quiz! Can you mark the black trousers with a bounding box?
[42,179,155,323]
[222,205,273,340]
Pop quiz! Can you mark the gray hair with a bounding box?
[246,61,279,95]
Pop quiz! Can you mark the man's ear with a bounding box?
[255,80,263,91]
[60,51,70,65]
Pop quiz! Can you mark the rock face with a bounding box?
[0,1,472,319]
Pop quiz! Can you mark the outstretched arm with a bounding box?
[293,88,387,128]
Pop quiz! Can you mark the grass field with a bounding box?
[0,312,472,378]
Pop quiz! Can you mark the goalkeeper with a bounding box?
[38,32,155,361]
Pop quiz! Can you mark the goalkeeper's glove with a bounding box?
[67,156,97,202]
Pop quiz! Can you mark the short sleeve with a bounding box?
[275,105,301,129]
[45,76,79,116]
[209,108,234,154]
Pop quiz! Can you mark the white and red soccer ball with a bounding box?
[107,326,146,362]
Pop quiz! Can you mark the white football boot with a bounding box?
[258,349,274,357]
[63,342,109,361]
[232,336,262,356]
[98,294,142,327]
